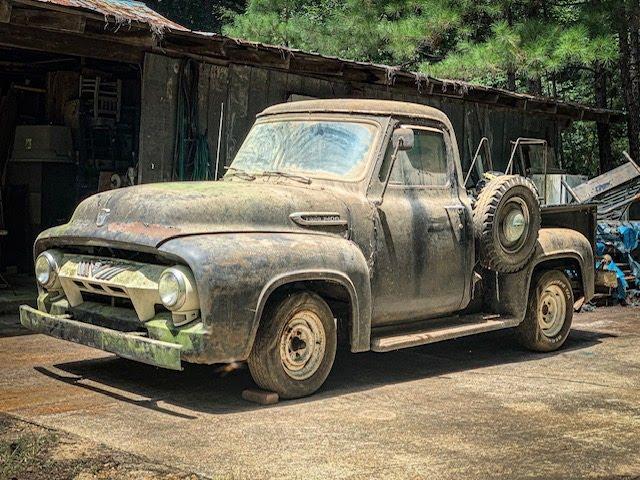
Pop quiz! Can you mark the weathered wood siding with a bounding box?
[138,54,180,183]
[139,52,558,183]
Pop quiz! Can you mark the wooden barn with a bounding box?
[0,0,623,272]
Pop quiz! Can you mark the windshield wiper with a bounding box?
[260,170,312,184]
[224,167,256,181]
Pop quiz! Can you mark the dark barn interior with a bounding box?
[0,47,141,271]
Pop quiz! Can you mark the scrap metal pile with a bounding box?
[570,153,640,304]
[595,222,640,303]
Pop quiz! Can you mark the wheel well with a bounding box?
[261,280,353,345]
[532,257,584,299]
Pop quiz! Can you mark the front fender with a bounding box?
[159,233,372,363]
[485,228,595,321]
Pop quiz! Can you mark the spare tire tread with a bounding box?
[473,175,541,273]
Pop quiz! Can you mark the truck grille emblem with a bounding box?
[77,260,127,280]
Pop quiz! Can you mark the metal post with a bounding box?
[214,102,224,180]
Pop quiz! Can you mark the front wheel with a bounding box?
[248,292,337,399]
[515,270,574,352]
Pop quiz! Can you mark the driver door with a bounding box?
[371,126,471,326]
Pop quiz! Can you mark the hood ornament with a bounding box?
[96,208,111,227]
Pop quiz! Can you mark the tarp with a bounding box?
[596,221,640,290]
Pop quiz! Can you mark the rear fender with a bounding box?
[484,228,594,321]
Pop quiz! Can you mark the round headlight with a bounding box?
[35,251,58,288]
[158,268,187,310]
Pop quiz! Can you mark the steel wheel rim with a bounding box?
[279,309,326,380]
[538,284,566,337]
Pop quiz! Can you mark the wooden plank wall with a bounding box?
[138,52,558,183]
[138,53,180,183]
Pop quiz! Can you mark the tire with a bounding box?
[473,175,541,273]
[515,270,574,352]
[248,292,337,399]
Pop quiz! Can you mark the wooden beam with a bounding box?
[13,0,103,22]
[0,0,11,23]
[0,22,143,63]
[83,18,155,47]
[10,7,86,33]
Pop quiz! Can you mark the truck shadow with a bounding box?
[35,327,614,417]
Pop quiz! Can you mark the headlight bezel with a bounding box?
[158,268,187,310]
[158,266,198,312]
[35,250,61,290]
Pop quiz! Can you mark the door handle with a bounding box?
[445,205,466,236]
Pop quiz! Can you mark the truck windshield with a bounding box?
[227,120,377,181]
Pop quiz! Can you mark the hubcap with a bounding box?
[500,198,530,252]
[504,209,526,243]
[537,284,566,337]
[279,309,325,380]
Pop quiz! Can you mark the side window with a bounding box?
[390,128,449,186]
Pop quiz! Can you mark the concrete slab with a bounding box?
[0,306,638,479]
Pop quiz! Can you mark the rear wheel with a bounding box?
[248,292,337,399]
[515,270,574,352]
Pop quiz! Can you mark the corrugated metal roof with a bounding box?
[27,0,187,31]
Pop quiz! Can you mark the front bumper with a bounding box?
[20,305,183,370]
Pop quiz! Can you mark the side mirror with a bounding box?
[392,128,414,151]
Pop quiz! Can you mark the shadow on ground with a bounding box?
[33,327,613,417]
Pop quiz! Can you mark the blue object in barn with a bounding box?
[596,221,640,292]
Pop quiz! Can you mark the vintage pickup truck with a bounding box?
[20,99,595,399]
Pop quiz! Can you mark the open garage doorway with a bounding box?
[0,46,141,301]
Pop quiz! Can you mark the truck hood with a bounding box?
[38,181,351,249]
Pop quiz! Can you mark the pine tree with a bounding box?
[222,0,635,173]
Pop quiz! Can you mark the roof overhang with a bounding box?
[0,0,625,124]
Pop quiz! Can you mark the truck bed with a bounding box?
[541,203,597,252]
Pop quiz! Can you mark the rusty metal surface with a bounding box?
[20,304,183,370]
[260,100,452,127]
[486,228,595,320]
[159,232,372,363]
[572,159,640,221]
[29,101,597,369]
[19,0,186,31]
[35,180,358,251]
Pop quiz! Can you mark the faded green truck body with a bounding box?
[20,100,595,371]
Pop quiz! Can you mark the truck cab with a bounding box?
[20,99,594,399]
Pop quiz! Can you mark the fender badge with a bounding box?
[96,208,111,227]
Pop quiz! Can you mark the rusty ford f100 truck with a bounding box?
[20,99,595,399]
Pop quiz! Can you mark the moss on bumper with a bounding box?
[145,318,210,359]
[20,305,184,370]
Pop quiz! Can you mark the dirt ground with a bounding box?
[1,306,639,479]
[0,415,204,480]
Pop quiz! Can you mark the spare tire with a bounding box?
[473,175,541,273]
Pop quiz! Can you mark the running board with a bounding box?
[371,314,520,352]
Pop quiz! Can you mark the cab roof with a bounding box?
[259,99,452,127]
